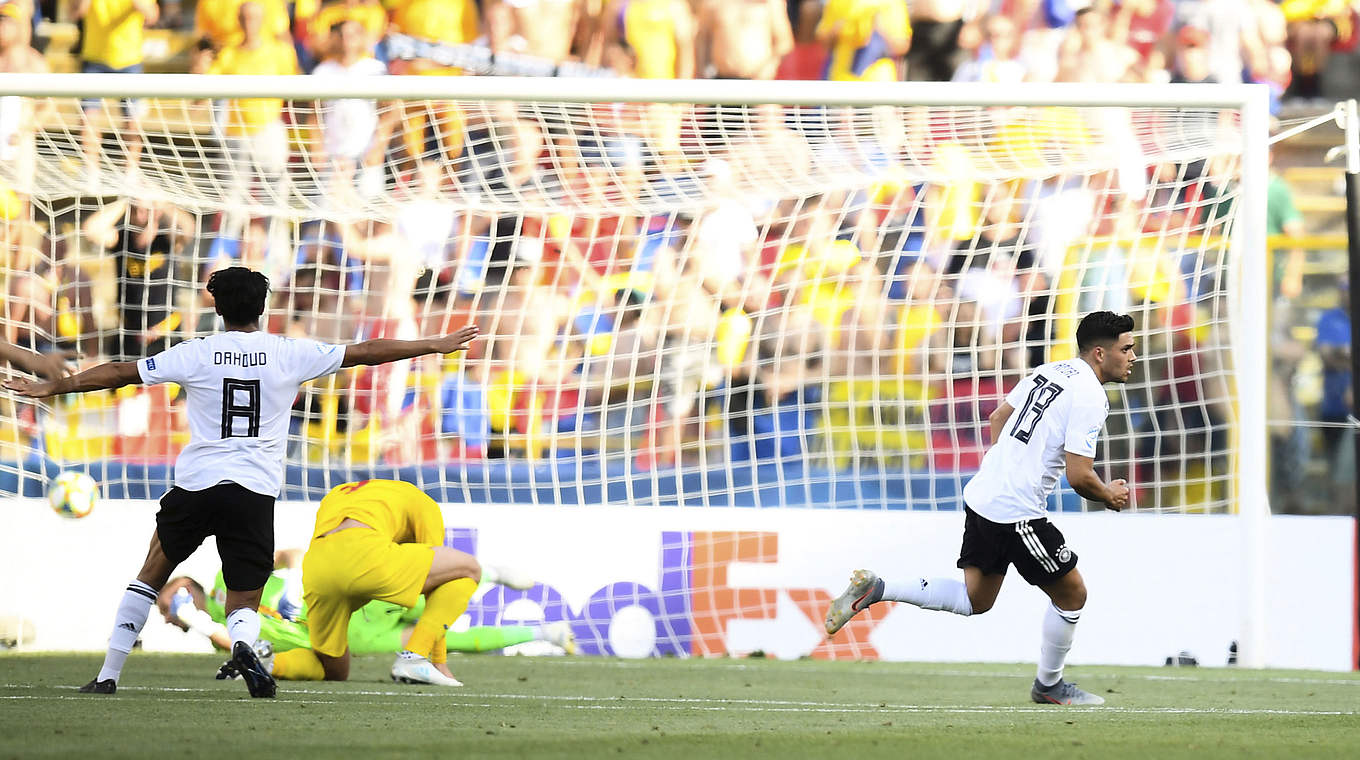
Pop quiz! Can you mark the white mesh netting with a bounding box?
[0,88,1244,520]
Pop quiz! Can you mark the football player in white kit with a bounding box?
[825,311,1136,705]
[4,267,479,697]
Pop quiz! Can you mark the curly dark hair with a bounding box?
[207,267,270,327]
[1075,311,1135,353]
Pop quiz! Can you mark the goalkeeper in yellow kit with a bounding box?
[282,479,485,686]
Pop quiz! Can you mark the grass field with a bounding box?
[2,653,1358,759]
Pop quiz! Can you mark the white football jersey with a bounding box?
[138,331,346,496]
[962,358,1110,522]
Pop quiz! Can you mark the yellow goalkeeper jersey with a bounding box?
[311,479,445,545]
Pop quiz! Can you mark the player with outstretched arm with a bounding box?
[824,311,1136,705]
[3,267,478,697]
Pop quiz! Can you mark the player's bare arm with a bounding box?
[0,342,77,381]
[987,400,1015,444]
[1064,451,1129,511]
[3,361,141,398]
[339,324,480,368]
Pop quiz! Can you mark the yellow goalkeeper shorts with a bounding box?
[301,528,435,658]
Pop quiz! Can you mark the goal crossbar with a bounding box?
[0,73,1264,109]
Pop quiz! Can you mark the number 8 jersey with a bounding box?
[962,358,1110,523]
[138,332,347,496]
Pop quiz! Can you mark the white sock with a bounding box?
[96,580,157,683]
[1037,603,1082,687]
[881,577,973,616]
[225,608,260,649]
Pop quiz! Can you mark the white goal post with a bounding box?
[0,75,1273,665]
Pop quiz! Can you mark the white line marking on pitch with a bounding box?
[1,694,337,704]
[541,660,1360,687]
[5,685,1352,716]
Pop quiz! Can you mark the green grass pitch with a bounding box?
[2,654,1358,759]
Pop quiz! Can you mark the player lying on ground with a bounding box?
[156,567,576,677]
[3,267,479,697]
[292,478,496,686]
[826,311,1136,706]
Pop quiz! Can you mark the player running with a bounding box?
[3,267,478,697]
[824,311,1136,706]
[155,561,577,676]
[295,478,496,686]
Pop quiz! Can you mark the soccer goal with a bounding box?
[0,74,1292,666]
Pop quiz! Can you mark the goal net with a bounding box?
[0,76,1268,660]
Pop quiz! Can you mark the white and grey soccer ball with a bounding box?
[48,471,99,519]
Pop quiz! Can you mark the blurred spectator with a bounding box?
[776,0,831,79]
[486,0,588,62]
[1170,25,1216,83]
[1282,0,1352,99]
[81,198,195,360]
[926,299,1004,468]
[3,220,56,354]
[724,103,813,192]
[1268,162,1305,239]
[816,0,911,82]
[905,0,986,81]
[462,100,545,197]
[199,215,283,331]
[306,0,387,61]
[946,186,1034,368]
[202,216,272,275]
[1060,6,1136,82]
[602,0,696,78]
[195,0,289,49]
[199,2,300,208]
[726,307,825,462]
[1315,280,1354,509]
[339,218,428,458]
[479,239,575,453]
[308,18,395,202]
[831,260,894,378]
[73,0,158,187]
[893,259,948,378]
[0,2,41,77]
[601,0,694,163]
[396,162,462,278]
[689,194,769,312]
[930,299,998,377]
[951,13,1027,83]
[278,262,352,344]
[389,0,479,176]
[1173,0,1259,86]
[697,0,793,80]
[1112,0,1175,76]
[1004,0,1077,82]
[1,0,49,231]
[0,0,30,46]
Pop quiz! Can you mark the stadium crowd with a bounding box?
[0,0,1354,515]
[0,1,1355,98]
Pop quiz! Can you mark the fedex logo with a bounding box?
[443,528,892,659]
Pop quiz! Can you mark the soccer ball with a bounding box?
[48,471,99,519]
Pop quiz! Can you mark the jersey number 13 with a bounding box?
[1011,375,1063,444]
